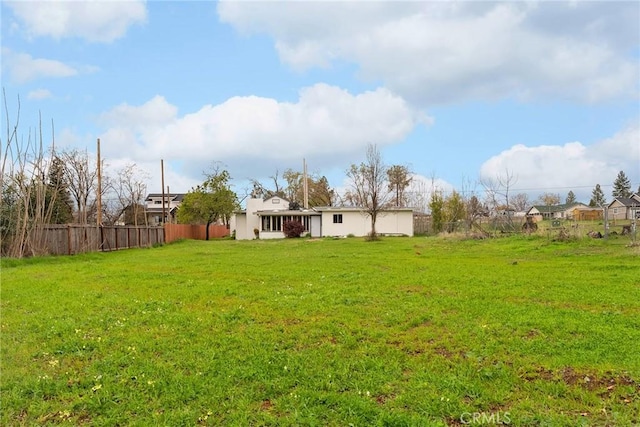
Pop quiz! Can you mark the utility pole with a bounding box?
[161,159,166,225]
[96,138,102,226]
[167,185,171,224]
[303,158,309,209]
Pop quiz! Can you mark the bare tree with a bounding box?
[60,148,99,224]
[480,169,518,232]
[1,91,59,257]
[112,163,150,226]
[535,192,561,206]
[345,144,391,240]
[511,193,530,212]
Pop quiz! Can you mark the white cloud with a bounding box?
[27,89,53,100]
[479,124,640,201]
[2,48,78,83]
[97,84,429,182]
[218,1,639,105]
[6,0,147,43]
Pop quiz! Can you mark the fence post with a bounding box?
[67,225,72,255]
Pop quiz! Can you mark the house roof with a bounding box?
[255,209,320,216]
[313,206,413,212]
[527,203,586,214]
[145,206,179,214]
[608,197,640,208]
[146,193,186,202]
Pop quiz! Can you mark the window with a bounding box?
[154,201,161,204]
[333,214,343,224]
[262,216,282,232]
[261,215,310,232]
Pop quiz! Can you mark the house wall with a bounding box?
[232,199,414,239]
[321,211,369,237]
[321,210,413,237]
[377,210,414,236]
[609,200,628,220]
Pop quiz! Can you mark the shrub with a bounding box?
[283,220,305,238]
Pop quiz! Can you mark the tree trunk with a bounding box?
[205,220,211,241]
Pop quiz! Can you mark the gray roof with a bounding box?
[609,197,640,207]
[146,193,186,202]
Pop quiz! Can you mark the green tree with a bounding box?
[612,170,631,198]
[589,184,606,207]
[429,190,444,234]
[307,176,335,207]
[177,169,238,240]
[387,165,412,207]
[565,190,577,205]
[45,156,74,224]
[443,191,465,232]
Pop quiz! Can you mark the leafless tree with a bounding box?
[112,163,150,226]
[511,193,530,212]
[1,91,59,257]
[480,169,518,232]
[60,148,99,224]
[535,192,561,206]
[345,144,391,239]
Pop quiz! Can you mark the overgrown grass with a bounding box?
[1,236,639,426]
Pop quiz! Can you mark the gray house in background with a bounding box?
[144,193,186,225]
[608,194,640,220]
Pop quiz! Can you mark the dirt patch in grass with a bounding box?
[523,366,638,399]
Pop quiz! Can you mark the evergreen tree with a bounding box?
[589,184,606,207]
[443,191,466,232]
[565,190,577,204]
[429,190,445,233]
[612,170,631,198]
[46,156,74,224]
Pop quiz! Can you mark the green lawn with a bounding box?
[1,236,639,426]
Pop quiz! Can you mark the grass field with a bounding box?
[1,235,639,426]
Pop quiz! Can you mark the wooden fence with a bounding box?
[22,223,227,257]
[164,223,229,243]
[34,225,165,255]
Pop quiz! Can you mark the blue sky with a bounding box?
[2,1,639,206]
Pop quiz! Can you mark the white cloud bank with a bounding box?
[27,89,53,100]
[1,48,78,84]
[218,1,639,105]
[97,84,430,182]
[479,124,640,200]
[6,0,147,43]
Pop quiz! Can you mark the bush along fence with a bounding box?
[29,225,165,256]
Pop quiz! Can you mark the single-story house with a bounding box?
[608,194,640,220]
[232,196,414,240]
[145,193,186,225]
[526,203,590,221]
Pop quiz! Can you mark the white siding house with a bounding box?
[232,197,414,240]
[145,193,185,225]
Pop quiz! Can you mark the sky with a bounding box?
[2,0,639,205]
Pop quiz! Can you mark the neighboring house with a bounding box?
[232,196,414,240]
[608,194,640,220]
[526,203,590,221]
[145,193,186,225]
